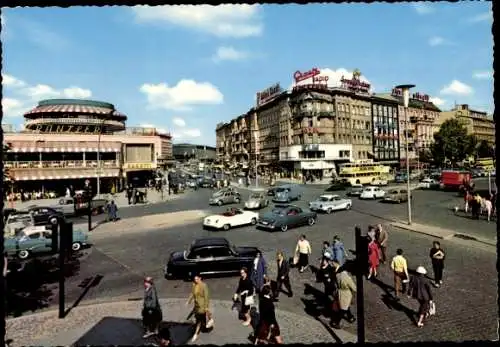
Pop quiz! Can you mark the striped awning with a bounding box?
[25,104,126,117]
[15,170,120,181]
[9,141,122,153]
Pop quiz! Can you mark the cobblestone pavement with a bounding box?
[6,299,345,346]
[7,187,497,342]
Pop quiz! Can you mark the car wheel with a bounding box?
[223,224,231,231]
[265,200,269,207]
[280,224,288,232]
[217,200,223,206]
[346,204,351,210]
[18,250,30,260]
[49,217,58,225]
[250,217,257,225]
[72,242,82,251]
[308,217,316,226]
[326,208,333,214]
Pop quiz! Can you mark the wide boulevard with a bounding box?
[7,180,497,342]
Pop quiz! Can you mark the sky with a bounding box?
[1,2,493,146]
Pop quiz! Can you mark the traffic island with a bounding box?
[6,298,354,346]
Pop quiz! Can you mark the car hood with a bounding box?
[246,198,260,204]
[310,199,327,205]
[6,221,29,229]
[234,246,259,257]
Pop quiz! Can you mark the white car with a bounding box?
[203,208,259,231]
[309,195,352,214]
[418,178,439,189]
[360,186,386,199]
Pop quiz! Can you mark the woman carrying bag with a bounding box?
[233,267,255,326]
[142,277,163,339]
[187,274,213,342]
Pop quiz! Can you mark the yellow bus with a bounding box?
[475,157,494,172]
[338,160,394,185]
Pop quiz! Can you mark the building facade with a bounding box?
[172,143,216,162]
[437,104,495,145]
[370,94,400,164]
[3,99,172,194]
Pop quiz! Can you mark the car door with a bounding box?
[374,187,381,198]
[186,247,212,275]
[332,196,342,210]
[232,210,246,226]
[30,208,46,225]
[400,189,408,201]
[210,246,238,273]
[25,232,46,254]
[293,207,307,225]
[223,192,231,204]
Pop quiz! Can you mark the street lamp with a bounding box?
[96,111,113,197]
[254,132,259,188]
[396,84,415,225]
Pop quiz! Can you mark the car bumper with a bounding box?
[309,207,327,212]
[359,195,373,199]
[245,203,260,209]
[203,223,223,229]
[257,222,277,230]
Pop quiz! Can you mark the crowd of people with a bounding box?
[462,189,496,222]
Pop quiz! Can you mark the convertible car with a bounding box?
[257,205,317,232]
[203,208,259,231]
[164,237,260,279]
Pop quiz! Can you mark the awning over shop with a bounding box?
[9,141,122,153]
[12,169,120,181]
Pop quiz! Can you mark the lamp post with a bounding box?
[96,111,112,197]
[254,132,259,188]
[396,84,415,225]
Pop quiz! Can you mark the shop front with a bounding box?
[293,160,336,180]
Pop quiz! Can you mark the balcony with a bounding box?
[292,110,316,119]
[5,160,119,169]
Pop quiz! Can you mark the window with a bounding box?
[188,248,212,259]
[29,233,41,239]
[211,247,233,258]
[42,232,51,239]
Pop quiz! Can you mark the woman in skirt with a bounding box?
[233,267,255,326]
[295,235,312,273]
[255,286,283,344]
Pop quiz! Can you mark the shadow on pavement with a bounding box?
[64,274,104,317]
[6,254,83,317]
[380,294,417,325]
[73,317,194,346]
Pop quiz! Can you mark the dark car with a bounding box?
[26,206,65,226]
[267,187,279,196]
[325,181,347,192]
[200,178,214,188]
[257,205,317,232]
[164,237,259,280]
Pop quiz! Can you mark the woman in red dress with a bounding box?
[367,237,380,279]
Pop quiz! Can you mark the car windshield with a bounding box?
[363,188,372,192]
[271,208,285,215]
[250,193,261,199]
[213,191,224,197]
[275,188,287,193]
[390,190,399,194]
[351,186,363,190]
[8,215,31,223]
[318,196,331,202]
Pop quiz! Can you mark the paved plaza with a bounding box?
[5,184,498,343]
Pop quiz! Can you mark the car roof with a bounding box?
[191,237,229,248]
[320,194,338,199]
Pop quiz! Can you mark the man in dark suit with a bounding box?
[275,251,293,300]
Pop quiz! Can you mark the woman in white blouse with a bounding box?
[295,235,312,273]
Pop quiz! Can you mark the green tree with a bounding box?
[417,148,433,164]
[475,140,494,159]
[430,119,476,166]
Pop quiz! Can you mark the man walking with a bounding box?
[330,262,356,329]
[376,224,388,264]
[390,249,409,298]
[275,251,293,300]
[332,236,347,267]
[429,241,445,287]
[106,200,118,222]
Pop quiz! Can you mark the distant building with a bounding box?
[172,143,216,162]
[436,104,495,145]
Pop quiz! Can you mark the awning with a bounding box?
[8,141,122,153]
[14,170,120,181]
[24,104,126,118]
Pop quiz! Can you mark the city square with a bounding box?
[1,2,496,346]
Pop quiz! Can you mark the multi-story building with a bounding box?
[3,98,173,194]
[370,94,400,164]
[172,143,216,162]
[215,121,232,162]
[436,104,495,145]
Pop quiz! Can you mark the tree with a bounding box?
[476,140,494,159]
[417,148,433,164]
[3,143,11,181]
[430,119,476,166]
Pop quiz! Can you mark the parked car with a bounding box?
[164,237,260,279]
[395,174,408,183]
[25,207,65,226]
[325,182,347,192]
[309,195,352,214]
[383,188,409,203]
[203,208,259,231]
[200,178,215,188]
[267,187,279,196]
[347,184,364,197]
[359,186,386,200]
[4,212,35,237]
[209,190,241,206]
[272,185,302,203]
[257,205,317,232]
[244,192,269,210]
[4,228,89,260]
[53,197,107,216]
[418,177,440,190]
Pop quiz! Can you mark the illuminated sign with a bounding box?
[292,84,328,92]
[34,124,102,134]
[392,88,430,102]
[256,83,282,106]
[294,68,321,83]
[125,163,154,170]
[340,69,370,93]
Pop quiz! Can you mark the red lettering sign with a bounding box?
[256,83,282,106]
[294,68,321,83]
[340,76,371,93]
[411,92,430,102]
[313,75,329,83]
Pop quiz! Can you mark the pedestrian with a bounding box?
[483,197,493,222]
[390,249,409,298]
[260,275,273,299]
[255,285,283,345]
[318,258,336,301]
[106,200,118,222]
[186,274,211,342]
[407,266,434,327]
[295,235,312,273]
[367,236,380,279]
[275,251,293,300]
[464,190,471,213]
[331,235,347,266]
[158,326,171,346]
[321,241,334,263]
[330,262,356,329]
[429,241,445,287]
[375,224,388,264]
[233,267,255,326]
[142,277,163,338]
[250,251,267,294]
[3,252,8,310]
[367,225,376,240]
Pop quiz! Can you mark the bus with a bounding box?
[474,157,494,172]
[338,160,394,185]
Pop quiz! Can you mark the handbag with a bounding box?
[293,254,299,265]
[244,294,255,306]
[428,301,436,316]
[206,312,214,328]
[331,297,340,312]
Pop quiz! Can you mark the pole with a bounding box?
[254,134,258,188]
[488,171,492,195]
[405,107,412,225]
[97,130,102,197]
[354,226,365,343]
[58,222,65,319]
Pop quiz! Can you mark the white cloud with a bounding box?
[212,46,249,62]
[429,97,446,107]
[412,3,435,15]
[172,117,186,127]
[21,84,92,100]
[428,36,449,46]
[440,80,474,96]
[140,79,224,111]
[132,4,263,38]
[472,71,493,80]
[290,67,371,90]
[2,74,26,88]
[468,11,492,23]
[1,98,29,118]
[173,128,202,140]
[62,87,93,99]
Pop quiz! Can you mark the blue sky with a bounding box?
[1,2,493,146]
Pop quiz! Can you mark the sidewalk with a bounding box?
[6,298,355,346]
[390,221,497,246]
